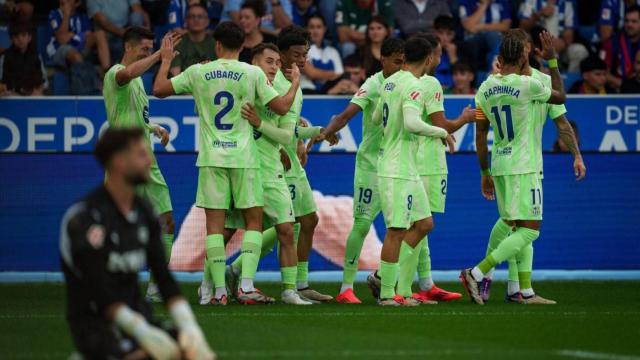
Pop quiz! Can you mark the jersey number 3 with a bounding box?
[214,91,234,130]
[490,105,514,142]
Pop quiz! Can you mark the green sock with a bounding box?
[231,227,279,272]
[203,260,212,283]
[297,261,309,289]
[379,260,399,299]
[163,234,174,262]
[477,255,498,274]
[281,266,297,290]
[487,227,540,265]
[240,230,262,281]
[517,244,534,289]
[417,237,431,280]
[342,218,372,285]
[486,219,513,255]
[507,257,519,282]
[397,241,421,298]
[205,234,225,289]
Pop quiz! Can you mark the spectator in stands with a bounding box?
[569,55,615,94]
[292,0,317,26]
[393,0,450,37]
[325,54,365,94]
[357,15,390,77]
[47,0,110,72]
[458,0,512,71]
[445,62,476,94]
[433,15,459,89]
[519,0,588,73]
[335,0,393,57]
[221,0,292,34]
[0,22,48,96]
[238,0,277,63]
[301,13,343,93]
[602,6,640,90]
[0,0,33,21]
[170,4,216,75]
[87,0,150,63]
[621,50,640,92]
[167,0,223,31]
[599,0,640,43]
[318,0,337,41]
[552,120,580,152]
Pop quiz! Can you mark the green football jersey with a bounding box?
[475,73,552,176]
[253,88,297,182]
[416,75,447,176]
[171,59,279,168]
[273,70,305,178]
[350,71,385,173]
[377,70,425,181]
[530,68,567,178]
[103,64,157,165]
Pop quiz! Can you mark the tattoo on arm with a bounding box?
[558,123,580,156]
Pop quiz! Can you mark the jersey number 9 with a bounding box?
[214,91,234,130]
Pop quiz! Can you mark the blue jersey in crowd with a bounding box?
[46,8,91,58]
[459,0,512,26]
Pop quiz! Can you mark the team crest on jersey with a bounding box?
[87,224,106,249]
[410,91,421,100]
[138,226,149,245]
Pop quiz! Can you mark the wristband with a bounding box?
[481,168,491,176]
[547,58,558,69]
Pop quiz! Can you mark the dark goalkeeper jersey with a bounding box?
[60,185,180,328]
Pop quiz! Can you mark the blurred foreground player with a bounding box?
[60,128,214,360]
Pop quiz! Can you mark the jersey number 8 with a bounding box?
[214,91,234,130]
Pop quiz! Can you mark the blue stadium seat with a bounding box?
[154,25,170,48]
[36,24,54,66]
[142,72,154,95]
[0,26,10,50]
[563,72,581,90]
[52,71,70,95]
[475,71,489,88]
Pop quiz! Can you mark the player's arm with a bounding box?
[535,31,566,105]
[153,35,181,98]
[403,105,453,143]
[474,108,495,200]
[241,103,295,145]
[553,114,586,180]
[428,105,475,133]
[266,64,300,116]
[307,94,365,151]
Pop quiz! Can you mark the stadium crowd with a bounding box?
[0,0,638,96]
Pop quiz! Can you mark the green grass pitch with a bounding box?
[1,281,639,359]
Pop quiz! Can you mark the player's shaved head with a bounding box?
[214,21,245,50]
[404,36,433,64]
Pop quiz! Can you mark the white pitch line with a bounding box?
[556,350,640,360]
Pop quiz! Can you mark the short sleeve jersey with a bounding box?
[350,71,384,173]
[103,64,156,166]
[416,75,447,176]
[475,73,551,176]
[171,59,279,168]
[271,71,305,178]
[377,70,424,181]
[530,68,567,178]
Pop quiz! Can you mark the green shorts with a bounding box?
[494,173,543,221]
[226,177,295,229]
[420,174,447,213]
[137,166,173,214]
[378,176,431,229]
[286,174,317,218]
[196,167,263,210]
[353,168,382,221]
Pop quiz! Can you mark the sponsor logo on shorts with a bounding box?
[531,206,541,216]
[212,140,238,148]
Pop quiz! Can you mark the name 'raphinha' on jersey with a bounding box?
[483,85,521,100]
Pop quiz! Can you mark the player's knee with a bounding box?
[223,228,236,244]
[301,213,319,231]
[278,226,295,248]
[415,217,434,237]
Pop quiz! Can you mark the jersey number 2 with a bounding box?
[214,91,234,130]
[490,105,514,142]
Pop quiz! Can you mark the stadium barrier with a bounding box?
[0,96,639,276]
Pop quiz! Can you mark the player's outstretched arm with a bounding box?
[117,33,181,87]
[475,109,495,200]
[307,103,362,151]
[267,64,301,116]
[429,105,476,134]
[553,115,586,181]
[535,31,566,105]
[404,105,456,152]
[241,104,295,145]
[153,35,181,98]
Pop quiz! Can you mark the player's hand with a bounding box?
[160,34,179,62]
[306,134,325,153]
[298,117,309,127]
[459,105,476,123]
[534,31,558,61]
[442,134,456,153]
[241,103,261,128]
[325,131,340,145]
[297,140,308,167]
[137,325,180,360]
[574,157,586,181]
[280,149,291,171]
[153,126,170,147]
[481,175,495,200]
[285,63,300,83]
[178,326,216,360]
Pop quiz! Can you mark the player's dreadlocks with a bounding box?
[499,29,527,66]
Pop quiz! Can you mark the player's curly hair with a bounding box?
[380,37,404,57]
[499,29,527,66]
[277,25,310,52]
[404,36,433,64]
